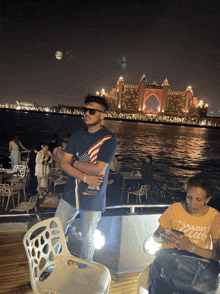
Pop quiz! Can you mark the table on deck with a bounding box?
[0,170,19,184]
[119,172,142,201]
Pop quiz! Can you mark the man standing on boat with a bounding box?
[55,94,117,266]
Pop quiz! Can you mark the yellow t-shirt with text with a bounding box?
[159,202,220,250]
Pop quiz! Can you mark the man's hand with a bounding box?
[85,175,103,187]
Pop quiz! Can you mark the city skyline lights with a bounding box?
[0,0,220,116]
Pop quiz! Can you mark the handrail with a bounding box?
[105,204,170,209]
[105,203,170,214]
[0,204,170,218]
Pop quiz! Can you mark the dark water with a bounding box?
[1,109,220,202]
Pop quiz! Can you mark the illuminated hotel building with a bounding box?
[100,75,208,117]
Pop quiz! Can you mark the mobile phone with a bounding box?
[172,229,184,235]
[164,229,172,235]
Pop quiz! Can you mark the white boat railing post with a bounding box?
[130,206,135,214]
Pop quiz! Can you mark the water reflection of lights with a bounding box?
[143,235,161,255]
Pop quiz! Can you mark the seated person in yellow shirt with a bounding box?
[149,173,220,294]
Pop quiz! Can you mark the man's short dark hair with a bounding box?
[84,95,109,112]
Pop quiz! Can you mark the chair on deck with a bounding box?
[10,195,38,213]
[21,163,30,181]
[48,167,61,189]
[137,264,151,294]
[6,164,27,201]
[127,185,150,203]
[23,217,111,294]
[51,175,69,192]
[13,164,27,178]
[0,184,15,211]
[7,177,26,203]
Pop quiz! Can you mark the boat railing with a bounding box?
[0,204,170,219]
[105,204,170,214]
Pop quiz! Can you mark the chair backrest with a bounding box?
[28,195,38,205]
[10,178,24,191]
[139,185,150,194]
[13,164,26,177]
[0,184,11,197]
[23,217,69,292]
[50,168,61,173]
[23,217,111,294]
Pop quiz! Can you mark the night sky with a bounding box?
[0,0,220,115]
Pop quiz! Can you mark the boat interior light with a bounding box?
[94,230,105,250]
[143,235,161,255]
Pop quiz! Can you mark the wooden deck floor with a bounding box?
[0,232,141,294]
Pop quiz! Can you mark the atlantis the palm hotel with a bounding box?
[100,74,211,125]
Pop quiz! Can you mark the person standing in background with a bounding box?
[141,155,154,186]
[48,134,59,154]
[9,136,30,169]
[35,144,52,198]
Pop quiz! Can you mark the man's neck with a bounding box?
[87,124,103,133]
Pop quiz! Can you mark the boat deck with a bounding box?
[0,232,141,294]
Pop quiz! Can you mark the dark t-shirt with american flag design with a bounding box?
[61,126,117,211]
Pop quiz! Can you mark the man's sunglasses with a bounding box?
[82,107,105,115]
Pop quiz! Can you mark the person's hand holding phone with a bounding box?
[164,229,194,251]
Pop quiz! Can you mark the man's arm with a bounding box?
[73,160,108,176]
[61,152,103,187]
[73,134,117,176]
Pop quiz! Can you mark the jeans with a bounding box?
[55,198,102,263]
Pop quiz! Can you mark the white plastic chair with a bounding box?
[127,185,150,203]
[48,168,62,189]
[137,265,151,294]
[10,195,38,213]
[13,164,27,178]
[10,177,27,203]
[23,217,111,294]
[52,175,69,192]
[0,183,15,211]
[21,163,30,181]
[6,165,27,200]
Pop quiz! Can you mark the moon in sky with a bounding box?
[55,51,63,60]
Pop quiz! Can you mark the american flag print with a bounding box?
[78,135,112,164]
